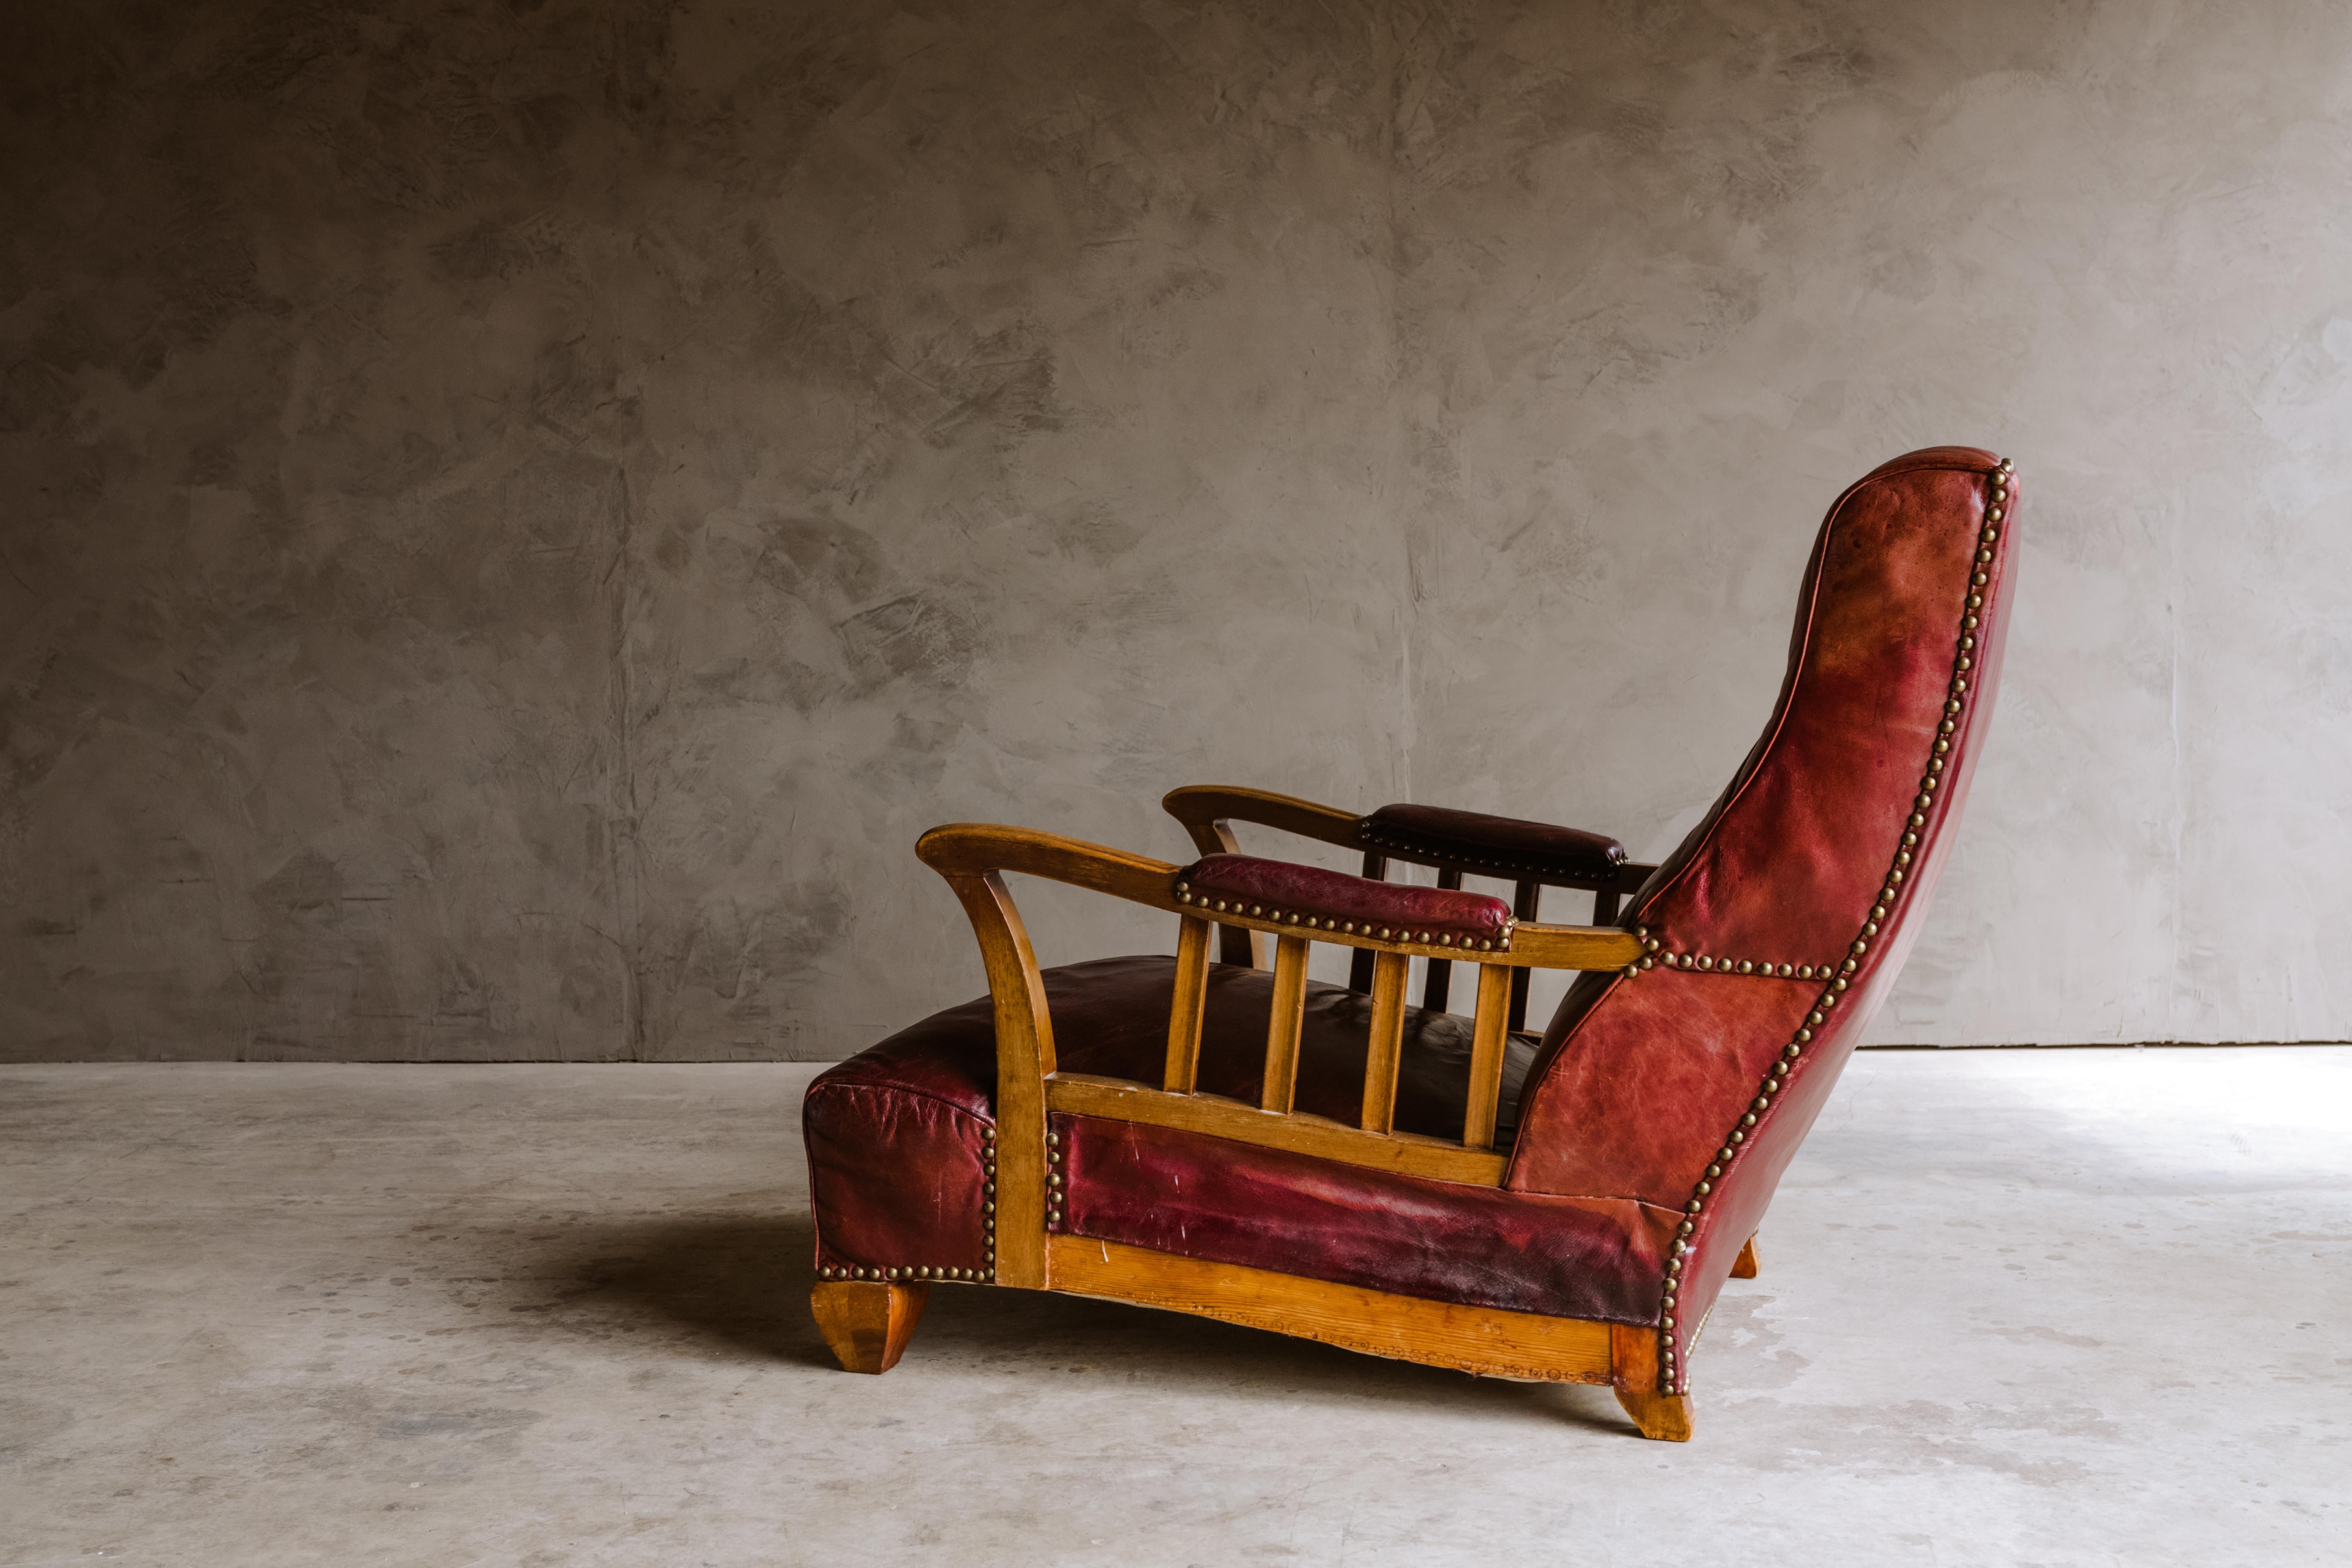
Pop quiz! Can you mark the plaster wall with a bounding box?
[2,0,2347,1059]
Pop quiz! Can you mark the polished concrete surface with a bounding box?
[2,1049,2347,1566]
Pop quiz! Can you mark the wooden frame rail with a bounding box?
[1160,785,1657,1031]
[916,822,1642,1289]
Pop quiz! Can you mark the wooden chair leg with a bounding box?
[811,1280,929,1374]
[1615,1385,1695,1442]
[1732,1234,1759,1279]
[1609,1322,1694,1441]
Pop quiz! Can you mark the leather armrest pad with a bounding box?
[1176,854,1515,946]
[1358,803,1626,884]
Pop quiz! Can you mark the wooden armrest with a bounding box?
[916,824,1638,971]
[1162,783,1651,891]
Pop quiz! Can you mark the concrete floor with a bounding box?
[1,1051,2346,1567]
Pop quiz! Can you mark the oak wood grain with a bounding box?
[1045,1234,1614,1384]
[1261,934,1310,1113]
[1163,914,1211,1094]
[1608,1322,1694,1441]
[1358,950,1408,1134]
[810,1280,929,1374]
[1463,962,1512,1151]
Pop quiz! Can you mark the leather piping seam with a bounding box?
[804,1076,995,1126]
[1624,455,1989,929]
[1650,455,2013,1397]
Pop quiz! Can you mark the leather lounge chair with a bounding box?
[802,447,2018,1439]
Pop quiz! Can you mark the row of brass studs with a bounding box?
[815,1124,1005,1286]
[982,1124,998,1278]
[1356,829,1615,886]
[1046,1129,1063,1228]
[818,1263,986,1282]
[1622,926,1843,981]
[1172,880,1514,951]
[1654,456,2011,1396]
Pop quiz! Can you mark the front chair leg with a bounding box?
[811,1280,930,1374]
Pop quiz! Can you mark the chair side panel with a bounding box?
[1056,1112,1680,1326]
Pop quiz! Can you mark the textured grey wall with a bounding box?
[3,1,2347,1059]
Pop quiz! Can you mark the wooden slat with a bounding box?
[1163,915,1211,1093]
[1359,951,1408,1134]
[1507,881,1540,1031]
[1261,934,1310,1113]
[1046,1234,1613,1384]
[1346,850,1387,994]
[1463,962,1512,1151]
[1046,1073,1507,1185]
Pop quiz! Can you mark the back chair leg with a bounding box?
[811,1280,930,1374]
[1733,1234,1760,1278]
[1615,1386,1695,1443]
[1609,1323,1694,1441]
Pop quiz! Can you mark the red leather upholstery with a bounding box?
[1057,1112,1670,1323]
[1358,802,1627,885]
[1176,854,1515,948]
[806,447,2018,1379]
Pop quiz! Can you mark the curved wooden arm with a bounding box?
[1160,785,1364,857]
[918,822,1179,898]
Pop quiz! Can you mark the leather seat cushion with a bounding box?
[805,955,1669,1325]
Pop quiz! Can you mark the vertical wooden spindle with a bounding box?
[1358,950,1409,1133]
[1593,886,1620,926]
[1463,962,1512,1151]
[1421,868,1462,1012]
[1261,934,1311,1113]
[1507,881,1541,1032]
[1347,851,1387,994]
[1163,915,1211,1093]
